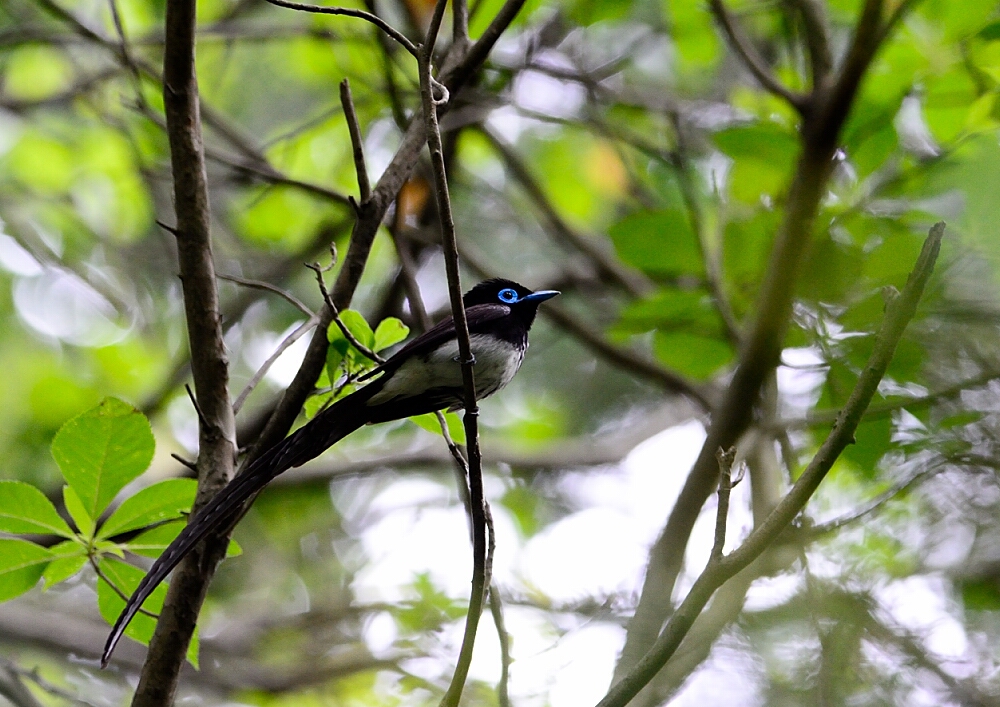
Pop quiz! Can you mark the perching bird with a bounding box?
[102,278,558,666]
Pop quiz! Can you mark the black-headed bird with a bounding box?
[102,278,558,665]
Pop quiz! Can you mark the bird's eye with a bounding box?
[497,288,519,304]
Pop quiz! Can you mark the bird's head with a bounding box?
[463,278,560,326]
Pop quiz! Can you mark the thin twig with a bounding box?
[708,0,808,113]
[339,79,372,205]
[711,447,737,562]
[233,315,320,415]
[307,261,384,364]
[261,0,419,58]
[184,384,208,428]
[90,557,160,620]
[391,229,433,330]
[170,453,198,472]
[790,0,833,86]
[489,588,512,707]
[217,273,314,317]
[420,2,489,704]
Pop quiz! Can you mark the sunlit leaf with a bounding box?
[41,541,88,589]
[51,398,155,520]
[98,479,198,539]
[0,481,75,538]
[374,318,410,352]
[0,539,51,602]
[409,412,466,446]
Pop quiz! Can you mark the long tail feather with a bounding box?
[101,390,371,666]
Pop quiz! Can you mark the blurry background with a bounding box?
[2,0,1000,704]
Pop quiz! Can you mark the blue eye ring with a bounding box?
[497,288,519,304]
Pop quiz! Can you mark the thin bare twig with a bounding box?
[217,272,314,317]
[307,260,384,364]
[170,453,198,472]
[418,1,489,703]
[790,0,833,86]
[232,315,320,415]
[709,0,808,113]
[261,0,419,58]
[340,79,372,205]
[711,447,737,563]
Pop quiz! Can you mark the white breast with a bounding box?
[366,334,524,406]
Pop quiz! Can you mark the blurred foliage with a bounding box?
[1,0,1000,703]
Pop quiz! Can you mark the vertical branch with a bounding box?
[131,0,237,701]
[419,3,488,705]
[710,447,736,563]
[340,78,372,205]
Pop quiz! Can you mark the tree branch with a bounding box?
[615,0,895,678]
[598,222,943,707]
[130,0,238,700]
[261,0,419,58]
[418,2,489,703]
[708,0,808,113]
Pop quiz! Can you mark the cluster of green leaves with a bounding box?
[0,397,202,664]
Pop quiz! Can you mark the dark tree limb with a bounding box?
[615,0,912,682]
[130,0,238,701]
[417,2,489,704]
[598,222,944,707]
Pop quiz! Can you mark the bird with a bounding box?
[101,278,558,666]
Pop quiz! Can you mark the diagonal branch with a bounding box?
[261,0,419,58]
[708,0,808,114]
[615,0,894,682]
[598,222,944,707]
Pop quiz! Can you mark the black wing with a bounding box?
[359,303,511,381]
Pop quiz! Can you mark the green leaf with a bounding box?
[329,310,375,351]
[0,481,75,538]
[63,486,95,539]
[51,397,156,520]
[96,557,199,667]
[98,479,197,539]
[961,579,1000,610]
[41,540,88,589]
[653,331,734,381]
[713,122,799,202]
[374,318,410,352]
[608,209,703,276]
[326,338,349,384]
[409,412,467,446]
[0,539,52,601]
[614,289,726,336]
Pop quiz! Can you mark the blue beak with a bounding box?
[521,290,560,303]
